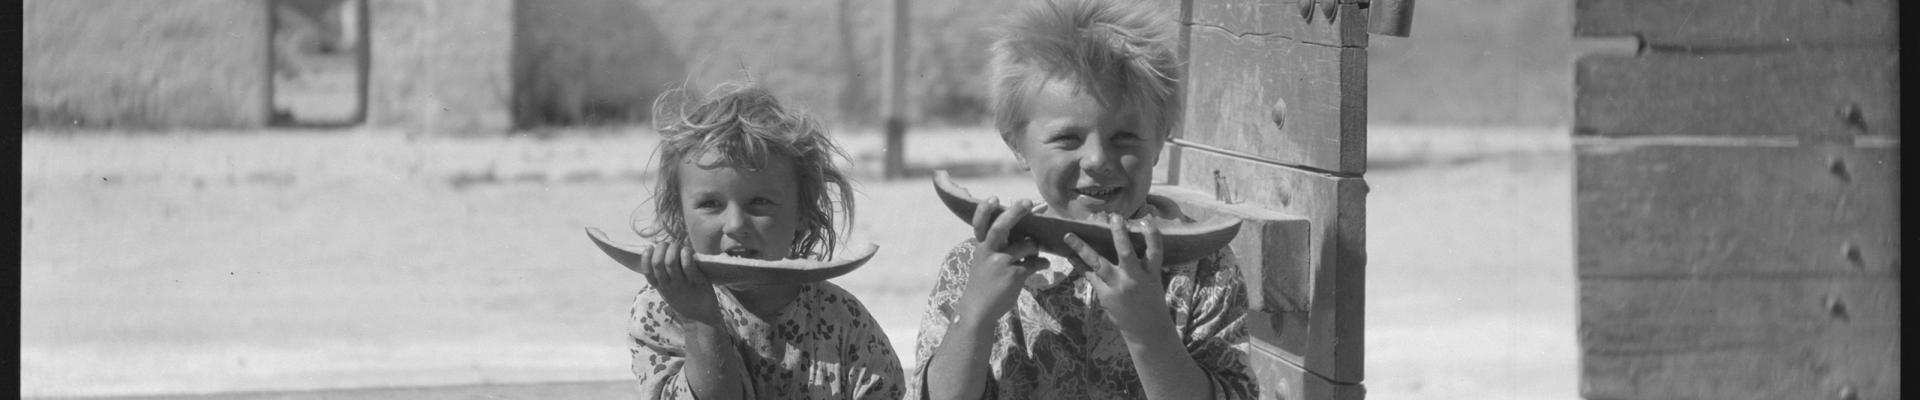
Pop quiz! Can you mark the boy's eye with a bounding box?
[1045,133,1083,145]
[1113,131,1143,145]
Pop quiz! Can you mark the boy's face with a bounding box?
[676,151,801,262]
[1006,79,1165,221]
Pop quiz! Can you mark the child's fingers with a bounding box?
[1141,219,1165,275]
[972,197,1000,242]
[981,199,1029,251]
[1003,236,1041,264]
[635,246,661,284]
[1063,233,1116,282]
[661,242,686,286]
[628,246,651,275]
[1082,263,1111,293]
[643,243,667,285]
[1105,214,1136,272]
[679,245,707,286]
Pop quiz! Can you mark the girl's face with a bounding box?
[1006,79,1165,221]
[676,151,801,262]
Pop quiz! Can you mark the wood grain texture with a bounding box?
[1574,0,1898,48]
[1189,0,1366,48]
[1365,0,1413,37]
[1574,49,1899,139]
[1248,342,1365,400]
[1579,278,1900,400]
[1184,26,1366,173]
[1575,144,1900,278]
[1156,185,1314,362]
[1175,148,1366,383]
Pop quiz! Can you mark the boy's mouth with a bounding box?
[1073,185,1124,203]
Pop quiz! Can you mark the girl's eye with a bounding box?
[750,198,777,206]
[694,200,722,209]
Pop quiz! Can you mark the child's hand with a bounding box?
[957,197,1045,322]
[1064,214,1174,338]
[638,241,724,325]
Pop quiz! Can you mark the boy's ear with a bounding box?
[1000,130,1030,170]
[1006,142,1030,171]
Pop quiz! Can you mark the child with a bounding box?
[624,81,904,399]
[908,0,1256,399]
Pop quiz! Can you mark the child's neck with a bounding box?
[727,284,803,322]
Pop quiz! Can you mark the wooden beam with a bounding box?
[1175,148,1366,383]
[1581,278,1899,336]
[1579,278,1899,400]
[1248,342,1365,400]
[1574,49,1899,139]
[1575,144,1900,278]
[1184,27,1366,173]
[1574,0,1898,49]
[1189,1,1366,48]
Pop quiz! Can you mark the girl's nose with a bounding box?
[720,206,754,241]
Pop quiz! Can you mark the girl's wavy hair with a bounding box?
[987,0,1183,141]
[636,81,856,260]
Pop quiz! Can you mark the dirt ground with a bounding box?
[20,126,1575,399]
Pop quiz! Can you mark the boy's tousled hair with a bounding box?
[637,81,856,260]
[988,0,1182,140]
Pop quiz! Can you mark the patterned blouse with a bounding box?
[906,201,1257,400]
[629,282,906,399]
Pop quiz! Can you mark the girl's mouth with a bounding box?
[723,247,760,259]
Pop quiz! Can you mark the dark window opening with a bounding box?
[268,0,369,127]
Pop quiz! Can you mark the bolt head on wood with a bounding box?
[1271,97,1289,132]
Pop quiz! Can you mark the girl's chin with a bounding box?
[724,282,799,292]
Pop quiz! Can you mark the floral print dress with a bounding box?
[906,199,1257,400]
[629,282,906,399]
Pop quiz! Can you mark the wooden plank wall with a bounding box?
[1174,0,1371,398]
[1573,0,1900,398]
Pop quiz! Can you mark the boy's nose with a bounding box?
[1079,139,1116,175]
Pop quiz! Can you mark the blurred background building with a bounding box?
[23,0,1581,134]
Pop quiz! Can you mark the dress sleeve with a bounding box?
[1182,249,1258,400]
[904,241,981,400]
[628,287,699,399]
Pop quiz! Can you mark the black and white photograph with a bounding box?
[19,0,1899,399]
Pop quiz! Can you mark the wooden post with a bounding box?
[1573,0,1899,398]
[1365,0,1413,37]
[881,0,910,180]
[1174,0,1390,398]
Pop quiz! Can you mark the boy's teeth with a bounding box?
[1079,187,1117,197]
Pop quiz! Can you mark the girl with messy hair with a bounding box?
[623,81,904,399]
[909,0,1256,399]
